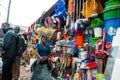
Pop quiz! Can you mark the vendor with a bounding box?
[30,36,52,80]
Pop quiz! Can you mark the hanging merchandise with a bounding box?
[54,0,67,19]
[91,18,104,37]
[95,30,107,59]
[68,0,75,16]
[81,0,103,18]
[75,30,84,46]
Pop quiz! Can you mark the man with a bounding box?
[12,26,26,80]
[1,22,17,80]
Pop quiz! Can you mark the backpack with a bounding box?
[17,34,27,57]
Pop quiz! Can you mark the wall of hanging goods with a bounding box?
[28,0,120,80]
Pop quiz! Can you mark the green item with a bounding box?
[103,5,120,20]
[71,69,76,73]
[91,18,104,28]
[57,77,61,80]
[38,24,41,28]
[96,74,104,80]
[105,0,120,8]
[72,76,74,80]
[91,37,101,46]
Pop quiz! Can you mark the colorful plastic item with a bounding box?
[91,37,101,46]
[103,5,120,20]
[105,0,120,8]
[54,0,67,18]
[104,18,120,42]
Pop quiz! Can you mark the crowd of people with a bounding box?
[1,22,53,80]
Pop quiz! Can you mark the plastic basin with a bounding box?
[103,5,120,20]
[105,0,120,8]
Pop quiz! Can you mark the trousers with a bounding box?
[2,59,14,80]
[12,57,20,80]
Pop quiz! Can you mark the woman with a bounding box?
[30,36,53,80]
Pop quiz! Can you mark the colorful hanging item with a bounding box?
[91,18,104,28]
[68,0,75,15]
[81,0,103,18]
[54,0,67,19]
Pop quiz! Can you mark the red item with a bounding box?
[86,62,97,69]
[74,43,78,48]
[75,30,84,46]
[105,42,112,49]
[66,71,70,80]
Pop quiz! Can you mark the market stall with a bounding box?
[28,0,120,80]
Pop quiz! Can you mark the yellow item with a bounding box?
[81,0,103,18]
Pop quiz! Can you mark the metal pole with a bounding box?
[7,0,11,23]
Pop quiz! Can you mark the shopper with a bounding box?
[1,22,17,80]
[12,26,27,80]
[30,36,53,80]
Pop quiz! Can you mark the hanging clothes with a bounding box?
[81,0,104,18]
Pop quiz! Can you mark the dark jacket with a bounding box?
[2,29,17,61]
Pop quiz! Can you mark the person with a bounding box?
[12,26,26,80]
[30,36,53,80]
[1,22,17,80]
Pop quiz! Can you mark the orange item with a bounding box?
[63,33,67,41]
[76,36,84,46]
[81,0,103,18]
[68,0,75,15]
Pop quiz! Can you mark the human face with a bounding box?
[41,37,46,44]
[2,24,8,34]
[14,28,19,34]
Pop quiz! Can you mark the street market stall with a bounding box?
[28,0,120,80]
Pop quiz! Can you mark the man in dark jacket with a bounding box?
[1,22,17,80]
[12,26,26,80]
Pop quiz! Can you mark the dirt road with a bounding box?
[19,66,31,80]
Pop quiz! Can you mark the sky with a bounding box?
[0,0,57,27]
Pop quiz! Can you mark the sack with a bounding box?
[17,34,27,57]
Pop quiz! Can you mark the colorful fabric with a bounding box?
[81,0,103,18]
[30,64,53,80]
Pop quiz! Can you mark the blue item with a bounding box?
[54,0,67,18]
[77,24,85,30]
[36,43,50,57]
[104,18,120,42]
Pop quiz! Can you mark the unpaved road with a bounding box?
[19,66,31,80]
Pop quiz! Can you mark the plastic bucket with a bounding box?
[75,36,84,46]
[94,27,103,37]
[105,0,120,8]
[91,37,101,46]
[104,18,120,42]
[103,5,120,20]
[96,74,104,80]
